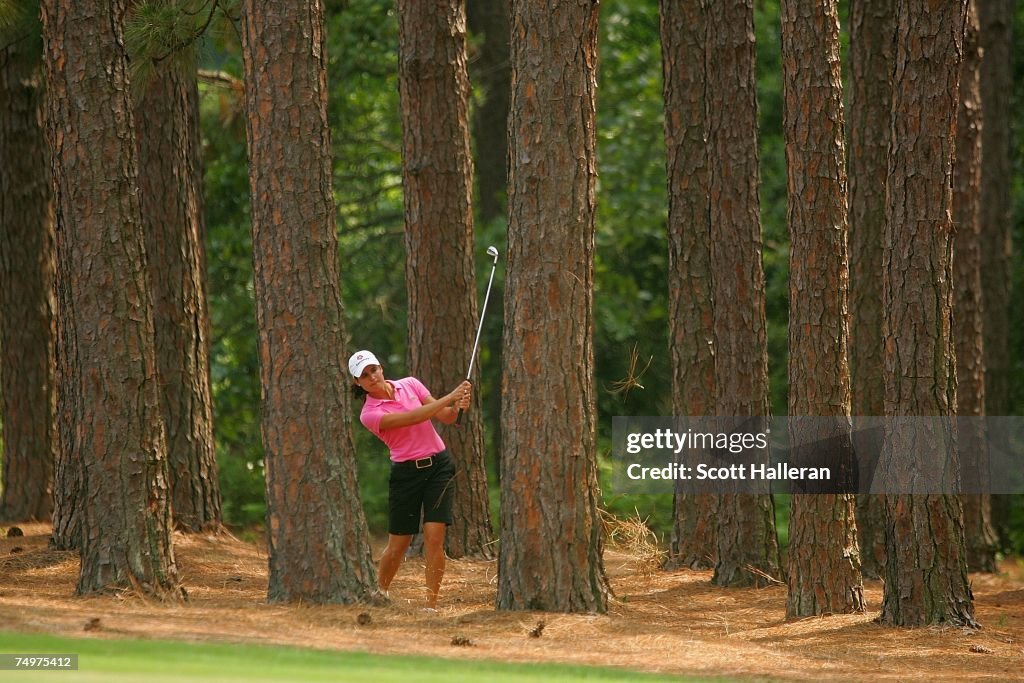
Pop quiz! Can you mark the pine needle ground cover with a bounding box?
[1,523,1022,681]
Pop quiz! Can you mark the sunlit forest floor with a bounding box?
[2,522,1022,681]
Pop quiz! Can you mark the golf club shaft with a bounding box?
[457,259,498,426]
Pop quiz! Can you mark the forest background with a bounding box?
[3,0,1024,554]
[200,0,1024,552]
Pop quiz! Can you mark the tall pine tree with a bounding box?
[706,0,780,588]
[240,0,380,603]
[848,0,895,582]
[497,0,609,613]
[879,0,975,627]
[40,0,180,596]
[660,0,717,571]
[781,0,864,617]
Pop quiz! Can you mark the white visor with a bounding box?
[348,350,380,378]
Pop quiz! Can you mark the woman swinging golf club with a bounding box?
[349,350,471,610]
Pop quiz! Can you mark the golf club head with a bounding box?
[486,245,499,262]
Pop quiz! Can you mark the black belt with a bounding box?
[393,451,445,470]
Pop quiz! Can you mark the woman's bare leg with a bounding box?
[378,533,414,592]
[422,522,447,608]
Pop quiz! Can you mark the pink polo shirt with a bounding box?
[359,376,447,462]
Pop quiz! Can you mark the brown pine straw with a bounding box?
[600,507,666,579]
[2,521,1023,681]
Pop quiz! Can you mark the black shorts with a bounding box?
[388,451,455,536]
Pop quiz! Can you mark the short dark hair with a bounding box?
[351,383,368,401]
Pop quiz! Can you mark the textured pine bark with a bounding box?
[241,0,379,604]
[397,0,494,559]
[48,445,79,550]
[781,0,864,618]
[879,0,975,628]
[659,0,716,571]
[39,0,180,596]
[136,56,223,533]
[0,49,56,524]
[705,0,780,588]
[848,0,896,581]
[952,1,998,574]
[497,0,609,613]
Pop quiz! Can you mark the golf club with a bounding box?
[457,245,500,426]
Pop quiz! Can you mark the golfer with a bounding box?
[349,350,472,610]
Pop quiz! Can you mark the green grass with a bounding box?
[0,632,728,683]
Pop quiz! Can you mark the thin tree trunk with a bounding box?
[879,0,975,628]
[497,0,609,613]
[397,0,493,559]
[781,0,864,618]
[39,0,181,597]
[706,0,780,589]
[0,47,56,524]
[659,0,716,571]
[136,54,223,533]
[241,0,380,604]
[952,0,998,574]
[848,0,895,581]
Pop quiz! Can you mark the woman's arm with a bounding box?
[432,392,466,425]
[378,381,471,431]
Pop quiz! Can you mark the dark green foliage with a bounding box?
[753,0,789,418]
[201,74,263,527]
[326,0,406,358]
[0,0,31,33]
[124,1,239,98]
[0,0,41,67]
[595,2,670,422]
[592,0,671,535]
[125,1,212,62]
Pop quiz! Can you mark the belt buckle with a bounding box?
[415,456,433,469]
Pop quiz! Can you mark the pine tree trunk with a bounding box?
[39,0,181,596]
[781,0,864,618]
[706,0,780,589]
[497,0,609,613]
[49,446,79,550]
[952,1,998,574]
[977,0,1014,552]
[397,0,494,559]
[978,0,1012,421]
[659,0,716,571]
[136,55,223,533]
[241,0,380,604]
[879,0,975,628]
[848,0,895,582]
[0,48,56,524]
